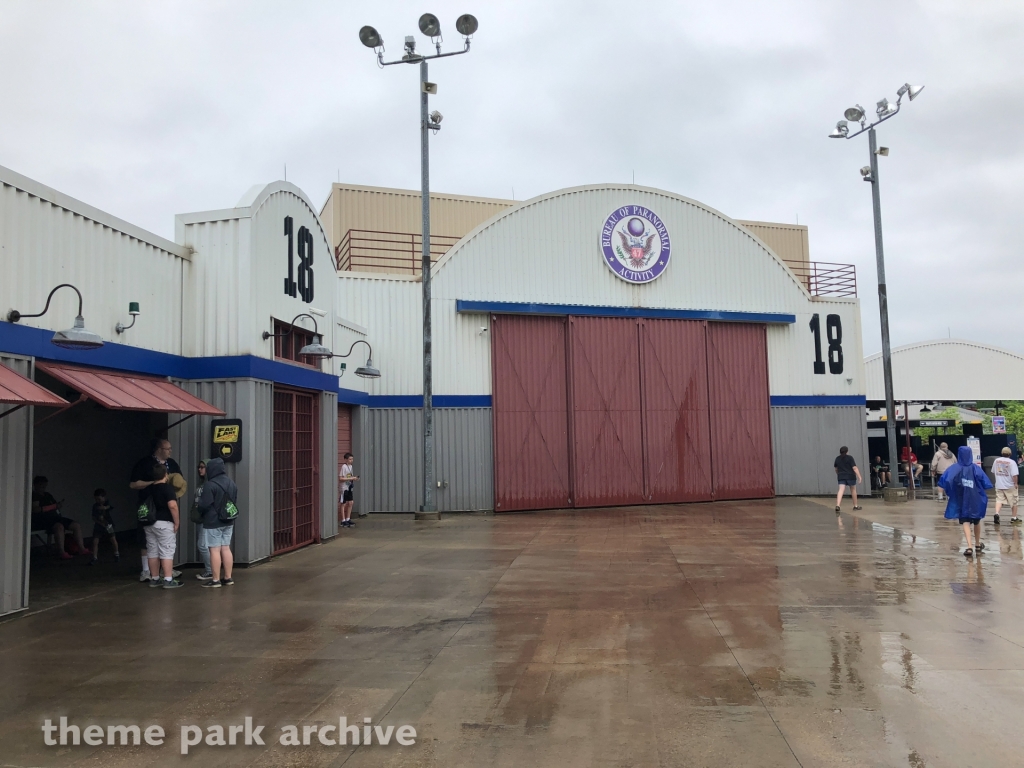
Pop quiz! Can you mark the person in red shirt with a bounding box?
[901,446,923,484]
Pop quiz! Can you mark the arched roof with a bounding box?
[235,181,329,245]
[865,339,1024,401]
[430,183,820,314]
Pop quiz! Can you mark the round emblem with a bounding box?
[600,206,671,283]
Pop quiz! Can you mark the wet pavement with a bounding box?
[2,496,1024,767]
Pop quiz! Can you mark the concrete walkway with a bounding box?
[2,497,1024,767]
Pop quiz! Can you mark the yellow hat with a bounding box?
[168,472,188,499]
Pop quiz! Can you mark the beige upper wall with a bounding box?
[321,183,514,270]
[735,220,810,263]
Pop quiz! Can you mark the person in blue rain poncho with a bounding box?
[939,445,993,557]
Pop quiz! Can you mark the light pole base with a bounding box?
[883,487,909,503]
[415,511,441,521]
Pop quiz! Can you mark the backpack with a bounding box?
[137,497,156,525]
[210,476,239,523]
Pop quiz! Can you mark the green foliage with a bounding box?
[913,407,961,440]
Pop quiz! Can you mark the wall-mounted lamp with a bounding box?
[116,302,141,334]
[6,283,104,350]
[262,313,333,359]
[335,339,380,379]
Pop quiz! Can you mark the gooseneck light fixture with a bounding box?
[828,83,924,496]
[262,313,333,359]
[335,339,381,380]
[6,283,104,350]
[359,11,478,519]
[116,302,141,334]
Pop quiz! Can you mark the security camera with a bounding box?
[860,166,871,177]
[404,35,416,53]
[429,110,443,124]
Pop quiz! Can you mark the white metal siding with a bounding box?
[1,167,186,355]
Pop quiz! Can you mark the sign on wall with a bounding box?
[211,419,243,463]
[993,415,1006,434]
[600,206,671,283]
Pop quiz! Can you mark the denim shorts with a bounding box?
[204,525,234,548]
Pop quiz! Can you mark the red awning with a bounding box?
[35,362,225,416]
[0,363,69,407]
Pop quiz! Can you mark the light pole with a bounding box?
[360,13,478,520]
[829,83,924,497]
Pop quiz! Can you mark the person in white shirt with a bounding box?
[991,447,1020,525]
[339,452,359,529]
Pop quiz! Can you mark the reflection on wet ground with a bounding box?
[2,496,1024,766]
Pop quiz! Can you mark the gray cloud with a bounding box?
[2,0,1022,355]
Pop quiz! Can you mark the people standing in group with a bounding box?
[930,443,957,502]
[940,445,993,558]
[339,452,359,528]
[31,476,88,559]
[139,464,182,588]
[198,458,237,588]
[834,446,863,513]
[992,447,1020,525]
[89,488,119,565]
[192,460,214,581]
[130,438,183,582]
[871,456,891,489]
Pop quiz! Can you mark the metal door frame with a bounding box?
[273,386,321,554]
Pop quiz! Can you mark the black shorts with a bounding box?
[31,513,75,532]
[837,475,857,486]
[342,489,354,503]
[93,523,115,539]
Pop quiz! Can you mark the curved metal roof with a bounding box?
[865,339,1024,400]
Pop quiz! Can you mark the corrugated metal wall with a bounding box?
[361,407,492,513]
[491,316,571,511]
[320,184,514,257]
[707,323,774,499]
[0,355,33,617]
[771,406,871,496]
[570,316,645,507]
[1,165,187,355]
[170,379,275,564]
[735,220,810,263]
[320,391,338,540]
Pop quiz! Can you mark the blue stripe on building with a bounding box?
[456,300,797,325]
[770,395,866,407]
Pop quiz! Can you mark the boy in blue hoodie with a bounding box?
[197,458,238,587]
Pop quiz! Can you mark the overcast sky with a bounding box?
[2,1,1022,356]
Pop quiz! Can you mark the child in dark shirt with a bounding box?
[90,488,120,565]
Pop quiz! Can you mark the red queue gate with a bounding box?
[491,315,773,512]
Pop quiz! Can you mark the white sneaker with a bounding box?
[140,572,151,582]
[172,569,182,578]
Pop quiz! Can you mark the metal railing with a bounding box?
[336,229,462,274]
[783,260,857,298]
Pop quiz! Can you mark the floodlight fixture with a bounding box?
[455,14,478,36]
[844,104,866,122]
[829,120,849,138]
[897,83,924,102]
[876,97,897,116]
[6,283,104,350]
[359,25,383,49]
[419,13,442,38]
[429,110,443,124]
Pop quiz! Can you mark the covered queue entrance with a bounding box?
[490,314,774,512]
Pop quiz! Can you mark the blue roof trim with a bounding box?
[457,300,796,324]
[364,395,492,409]
[0,320,368,402]
[771,395,866,407]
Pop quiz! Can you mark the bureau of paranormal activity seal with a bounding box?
[599,206,671,283]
